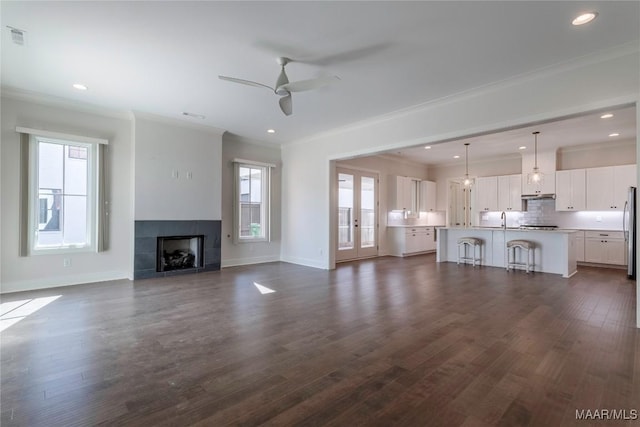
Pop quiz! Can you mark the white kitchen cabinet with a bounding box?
[497,174,522,211]
[584,230,626,265]
[574,230,585,262]
[419,180,437,212]
[475,176,498,212]
[555,169,586,211]
[586,165,636,211]
[388,175,412,211]
[388,227,436,256]
[521,152,556,196]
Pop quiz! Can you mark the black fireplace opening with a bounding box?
[157,235,205,272]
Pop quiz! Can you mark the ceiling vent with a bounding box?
[7,26,26,46]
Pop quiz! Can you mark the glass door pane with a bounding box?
[338,173,354,250]
[360,176,375,248]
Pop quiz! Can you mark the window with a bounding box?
[234,161,272,242]
[28,135,99,253]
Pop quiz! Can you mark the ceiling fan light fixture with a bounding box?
[527,131,544,186]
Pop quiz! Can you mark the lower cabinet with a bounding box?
[574,231,585,263]
[584,231,626,265]
[388,227,436,256]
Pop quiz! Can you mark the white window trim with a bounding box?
[27,135,100,255]
[233,160,272,243]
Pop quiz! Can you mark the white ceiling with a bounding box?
[389,104,637,166]
[1,1,639,145]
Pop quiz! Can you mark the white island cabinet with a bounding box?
[388,226,436,256]
[436,227,578,278]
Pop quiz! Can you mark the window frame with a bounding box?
[233,160,272,243]
[27,135,99,255]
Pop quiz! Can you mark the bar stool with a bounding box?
[457,237,482,267]
[506,240,535,273]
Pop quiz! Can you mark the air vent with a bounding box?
[7,26,26,46]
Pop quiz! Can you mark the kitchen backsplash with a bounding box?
[477,199,624,230]
[388,211,446,227]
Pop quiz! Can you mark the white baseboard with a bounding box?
[221,255,280,268]
[279,255,329,270]
[1,271,130,294]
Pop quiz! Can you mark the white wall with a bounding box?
[557,139,636,170]
[1,95,133,292]
[429,155,522,211]
[221,133,281,267]
[133,113,223,220]
[281,47,639,271]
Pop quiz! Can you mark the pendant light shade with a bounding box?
[463,143,473,187]
[527,131,544,186]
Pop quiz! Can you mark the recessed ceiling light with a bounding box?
[424,146,431,150]
[267,129,276,134]
[453,155,460,159]
[572,12,598,26]
[519,146,527,150]
[600,113,613,119]
[609,133,620,137]
[72,83,88,91]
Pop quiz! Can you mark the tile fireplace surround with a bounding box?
[134,220,221,279]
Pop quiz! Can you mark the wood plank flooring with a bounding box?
[1,255,638,426]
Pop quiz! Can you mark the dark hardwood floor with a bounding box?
[1,255,638,426]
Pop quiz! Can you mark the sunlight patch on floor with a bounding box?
[253,282,276,294]
[0,295,61,332]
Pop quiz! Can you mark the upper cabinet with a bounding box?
[419,180,437,212]
[389,175,434,214]
[586,164,636,211]
[555,169,586,211]
[521,173,556,195]
[389,175,413,211]
[521,151,556,195]
[497,174,522,211]
[475,176,498,212]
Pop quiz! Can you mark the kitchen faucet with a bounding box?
[500,211,507,229]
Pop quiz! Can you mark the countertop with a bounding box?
[386,225,444,228]
[441,226,578,234]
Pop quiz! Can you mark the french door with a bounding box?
[336,167,378,262]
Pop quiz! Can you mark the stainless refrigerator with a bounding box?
[624,186,636,279]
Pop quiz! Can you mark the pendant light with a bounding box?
[463,142,473,187]
[527,131,544,185]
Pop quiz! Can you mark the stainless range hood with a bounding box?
[521,193,556,200]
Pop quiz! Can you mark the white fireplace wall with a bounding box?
[133,113,224,221]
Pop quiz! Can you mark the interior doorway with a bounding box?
[336,167,378,262]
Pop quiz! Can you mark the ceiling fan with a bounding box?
[218,57,339,116]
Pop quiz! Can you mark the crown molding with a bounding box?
[223,132,282,148]
[131,111,226,136]
[1,86,132,121]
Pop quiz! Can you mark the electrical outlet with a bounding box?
[186,171,193,180]
[63,258,71,267]
[171,170,179,179]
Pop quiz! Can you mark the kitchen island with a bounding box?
[436,227,578,278]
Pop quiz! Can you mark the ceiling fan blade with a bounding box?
[218,75,274,91]
[279,92,292,116]
[278,75,340,93]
